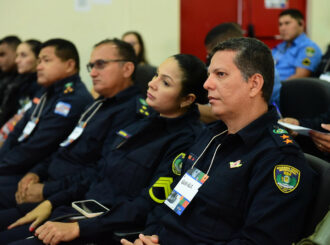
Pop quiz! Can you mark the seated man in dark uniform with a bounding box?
[0,38,146,209]
[121,37,316,245]
[0,39,93,181]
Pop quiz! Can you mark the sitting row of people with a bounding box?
[0,37,316,245]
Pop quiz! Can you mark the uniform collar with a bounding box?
[153,104,201,133]
[99,85,140,104]
[44,73,81,94]
[292,33,306,46]
[235,106,278,146]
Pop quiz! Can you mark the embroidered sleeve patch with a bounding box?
[172,153,186,176]
[149,177,173,203]
[274,165,300,193]
[302,58,311,66]
[305,47,315,57]
[54,101,72,117]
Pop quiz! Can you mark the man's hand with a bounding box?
[279,117,300,136]
[121,234,160,245]
[23,182,45,203]
[35,221,80,245]
[8,200,52,231]
[310,124,330,153]
[16,172,40,204]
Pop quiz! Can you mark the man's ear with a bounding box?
[122,62,135,78]
[66,59,76,73]
[180,93,196,108]
[248,73,264,98]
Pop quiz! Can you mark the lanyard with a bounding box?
[17,93,47,142]
[77,99,105,128]
[191,129,227,175]
[30,92,47,122]
[59,99,104,147]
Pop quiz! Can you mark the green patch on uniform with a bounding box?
[302,58,311,66]
[273,128,288,134]
[172,153,185,175]
[274,165,300,193]
[137,98,150,116]
[149,177,173,203]
[139,98,148,106]
[305,47,316,57]
[64,82,74,94]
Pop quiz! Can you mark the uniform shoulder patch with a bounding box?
[302,58,311,66]
[137,98,150,117]
[305,47,316,57]
[172,153,186,176]
[274,165,300,193]
[63,82,74,94]
[271,125,298,147]
[149,177,173,203]
[54,101,71,117]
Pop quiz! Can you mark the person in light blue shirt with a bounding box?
[272,9,322,81]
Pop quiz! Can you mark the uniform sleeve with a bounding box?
[223,151,316,245]
[0,96,86,175]
[294,44,322,72]
[42,165,98,199]
[77,138,193,238]
[0,108,30,159]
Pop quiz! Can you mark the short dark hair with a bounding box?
[172,54,208,104]
[204,23,243,49]
[94,38,137,79]
[41,38,80,71]
[279,9,304,24]
[211,37,274,103]
[122,31,148,65]
[0,35,21,50]
[24,39,42,58]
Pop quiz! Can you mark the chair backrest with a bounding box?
[280,78,330,119]
[302,153,330,237]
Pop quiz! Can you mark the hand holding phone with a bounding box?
[72,199,109,218]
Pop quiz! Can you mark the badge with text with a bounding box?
[60,122,85,147]
[274,165,300,193]
[18,118,39,142]
[165,167,208,215]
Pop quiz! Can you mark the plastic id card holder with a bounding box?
[60,122,85,147]
[18,118,39,142]
[165,167,208,215]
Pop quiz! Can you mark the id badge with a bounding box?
[165,167,208,215]
[18,118,39,142]
[60,122,85,147]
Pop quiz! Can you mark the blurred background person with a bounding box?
[122,31,156,97]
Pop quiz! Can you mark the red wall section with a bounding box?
[180,0,306,61]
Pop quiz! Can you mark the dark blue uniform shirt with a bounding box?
[46,105,204,238]
[144,107,316,245]
[31,86,143,198]
[0,74,93,175]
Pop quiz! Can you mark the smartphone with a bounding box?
[72,199,109,218]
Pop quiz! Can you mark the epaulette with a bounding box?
[63,82,74,94]
[136,97,151,117]
[269,124,300,151]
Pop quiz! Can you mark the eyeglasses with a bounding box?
[86,59,128,72]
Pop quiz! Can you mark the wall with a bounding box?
[307,0,330,53]
[0,0,329,90]
[0,0,180,89]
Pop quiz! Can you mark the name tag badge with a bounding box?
[60,122,85,147]
[18,118,39,142]
[165,167,208,216]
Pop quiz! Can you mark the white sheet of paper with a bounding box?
[277,121,322,136]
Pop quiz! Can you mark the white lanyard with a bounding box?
[18,93,47,142]
[60,99,104,147]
